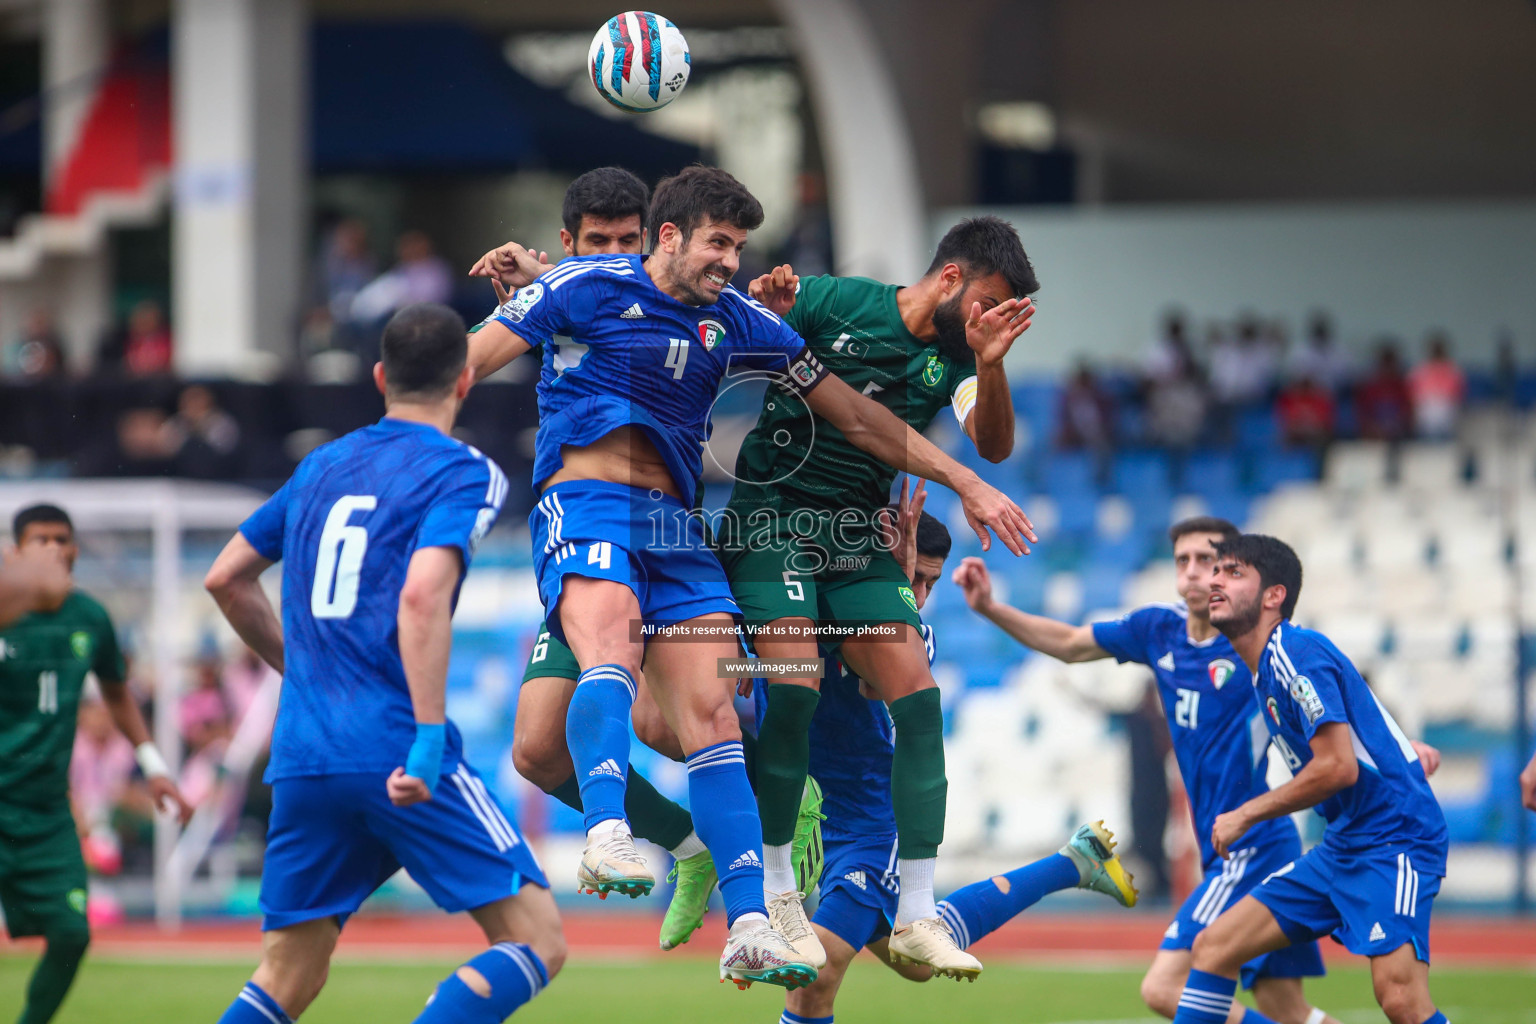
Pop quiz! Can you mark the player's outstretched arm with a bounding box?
[389,545,462,807]
[951,556,1106,662]
[1212,721,1358,858]
[466,321,534,382]
[962,296,1033,463]
[204,533,284,674]
[803,372,1037,555]
[0,548,69,626]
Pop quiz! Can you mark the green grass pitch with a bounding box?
[4,956,1536,1024]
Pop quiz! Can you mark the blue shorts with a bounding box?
[260,764,547,931]
[1161,838,1325,989]
[530,481,739,646]
[1251,840,1443,962]
[812,828,901,950]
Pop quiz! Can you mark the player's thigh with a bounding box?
[558,575,644,673]
[260,777,398,931]
[839,623,933,703]
[512,676,578,788]
[1189,895,1292,975]
[641,617,743,753]
[468,881,567,977]
[1369,944,1436,1024]
[1141,949,1194,1014]
[632,676,685,761]
[720,534,821,674]
[0,817,89,940]
[253,917,341,1014]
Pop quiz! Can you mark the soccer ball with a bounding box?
[588,12,691,113]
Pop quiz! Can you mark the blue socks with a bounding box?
[413,942,549,1024]
[1420,1014,1449,1024]
[565,664,637,831]
[686,741,767,925]
[218,982,293,1024]
[1172,969,1237,1023]
[936,852,1080,949]
[780,1012,832,1024]
[1241,1008,1279,1023]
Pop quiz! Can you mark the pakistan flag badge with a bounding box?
[898,585,918,612]
[70,631,93,660]
[922,354,943,386]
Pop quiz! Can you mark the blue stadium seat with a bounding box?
[1111,451,1172,496]
[1040,451,1098,496]
[1236,407,1280,451]
[1250,450,1321,492]
[1178,451,1241,496]
[1012,381,1060,450]
[1080,569,1126,613]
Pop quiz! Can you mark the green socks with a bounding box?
[889,687,947,860]
[546,766,695,853]
[754,683,821,847]
[21,924,89,1024]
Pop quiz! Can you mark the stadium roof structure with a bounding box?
[311,20,702,174]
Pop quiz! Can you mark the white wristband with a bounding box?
[1304,1009,1327,1024]
[135,742,170,779]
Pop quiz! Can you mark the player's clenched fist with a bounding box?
[951,556,995,613]
[387,767,432,807]
[1211,808,1252,859]
[747,264,799,316]
[468,240,553,296]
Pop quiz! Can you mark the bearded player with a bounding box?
[1,505,191,1024]
[720,216,1037,976]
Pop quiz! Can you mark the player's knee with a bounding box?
[1189,927,1238,974]
[535,930,568,979]
[1139,971,1179,1018]
[1251,982,1307,1024]
[511,735,569,792]
[47,915,91,959]
[1371,977,1420,1024]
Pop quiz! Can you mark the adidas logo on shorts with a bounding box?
[728,849,762,872]
[619,303,646,319]
[844,870,868,891]
[1369,922,1386,942]
[588,758,624,779]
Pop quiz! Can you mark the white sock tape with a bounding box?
[1304,1008,1327,1024]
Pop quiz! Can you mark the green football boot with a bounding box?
[791,775,826,894]
[1060,820,1139,908]
[659,849,717,951]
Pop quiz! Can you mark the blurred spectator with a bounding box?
[70,693,139,875]
[1355,342,1414,442]
[1407,333,1466,440]
[98,299,174,377]
[224,644,279,721]
[318,217,376,322]
[166,385,244,479]
[74,407,178,477]
[180,646,233,808]
[1145,365,1209,450]
[2,309,66,380]
[1287,311,1353,393]
[1145,309,1198,382]
[349,229,453,325]
[1055,361,1116,451]
[1210,315,1280,408]
[1275,375,1336,449]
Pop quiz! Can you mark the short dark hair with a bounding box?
[883,507,953,561]
[649,165,763,250]
[14,503,72,543]
[925,216,1039,297]
[1214,533,1303,619]
[1168,516,1239,546]
[562,167,650,237]
[380,303,467,397]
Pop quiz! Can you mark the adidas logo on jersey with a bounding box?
[728,849,762,872]
[1157,651,1175,671]
[1164,921,1179,939]
[844,870,868,891]
[1369,922,1386,942]
[588,759,624,779]
[619,303,646,319]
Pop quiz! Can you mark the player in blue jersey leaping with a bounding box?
[204,304,563,1024]
[466,165,1034,987]
[1170,534,1451,1024]
[954,517,1346,1024]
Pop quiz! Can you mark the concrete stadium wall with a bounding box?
[934,200,1536,374]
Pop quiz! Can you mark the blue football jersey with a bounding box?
[488,254,826,500]
[239,417,510,782]
[1255,622,1448,874]
[1093,604,1294,868]
[802,624,936,838]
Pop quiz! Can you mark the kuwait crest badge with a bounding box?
[1207,658,1236,690]
[698,318,726,351]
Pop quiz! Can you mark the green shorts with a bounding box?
[0,811,89,938]
[521,620,580,684]
[718,539,921,652]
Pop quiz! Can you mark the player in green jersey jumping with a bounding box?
[719,216,1038,975]
[1,504,192,1024]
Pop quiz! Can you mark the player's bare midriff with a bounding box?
[539,425,683,500]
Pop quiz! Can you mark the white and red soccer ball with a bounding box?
[588,11,691,113]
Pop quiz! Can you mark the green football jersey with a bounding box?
[0,590,126,829]
[728,275,977,517]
